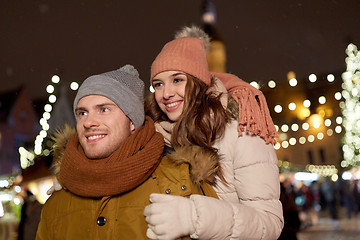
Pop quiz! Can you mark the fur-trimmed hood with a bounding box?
[168,145,221,185]
[50,124,76,175]
[50,125,221,186]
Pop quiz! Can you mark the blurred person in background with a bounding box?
[353,179,360,216]
[321,177,338,220]
[278,182,301,240]
[18,190,42,240]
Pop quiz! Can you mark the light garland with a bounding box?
[273,115,343,150]
[19,75,79,170]
[251,69,343,153]
[306,164,338,177]
[254,68,343,176]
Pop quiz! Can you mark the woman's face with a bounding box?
[151,71,187,122]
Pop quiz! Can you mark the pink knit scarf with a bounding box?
[211,72,278,144]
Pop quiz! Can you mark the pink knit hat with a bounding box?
[151,28,211,85]
[151,26,278,145]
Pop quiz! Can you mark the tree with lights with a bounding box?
[341,43,360,168]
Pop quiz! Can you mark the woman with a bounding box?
[143,26,284,240]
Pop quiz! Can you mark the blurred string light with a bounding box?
[52,75,60,83]
[277,159,290,169]
[341,43,360,168]
[299,137,306,144]
[291,123,299,131]
[273,114,343,151]
[265,71,337,91]
[309,73,317,83]
[306,164,338,178]
[303,99,311,108]
[274,105,282,113]
[277,162,338,180]
[270,95,341,119]
[335,92,342,100]
[250,81,259,89]
[289,78,298,87]
[19,74,80,169]
[302,122,310,130]
[318,96,326,104]
[324,119,331,127]
[268,80,276,88]
[281,124,289,132]
[264,71,339,159]
[327,74,335,82]
[262,68,342,152]
[288,102,296,111]
[33,75,61,157]
[70,82,79,90]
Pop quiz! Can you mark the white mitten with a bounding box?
[144,193,196,240]
[46,176,63,195]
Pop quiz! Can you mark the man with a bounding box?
[36,65,218,239]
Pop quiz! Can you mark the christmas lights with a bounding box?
[341,43,360,168]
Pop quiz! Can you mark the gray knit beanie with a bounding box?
[73,65,145,130]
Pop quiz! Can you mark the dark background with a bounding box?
[1,0,360,100]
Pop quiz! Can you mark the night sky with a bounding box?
[1,0,360,101]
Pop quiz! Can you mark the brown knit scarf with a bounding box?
[59,117,164,197]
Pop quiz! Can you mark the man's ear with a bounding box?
[130,122,135,134]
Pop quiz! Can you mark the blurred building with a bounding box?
[0,87,41,240]
[201,0,226,73]
[0,87,40,176]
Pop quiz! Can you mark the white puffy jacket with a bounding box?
[190,120,284,240]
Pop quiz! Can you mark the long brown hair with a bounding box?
[145,74,228,151]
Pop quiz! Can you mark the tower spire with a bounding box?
[201,0,226,73]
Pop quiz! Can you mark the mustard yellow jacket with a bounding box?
[36,147,219,240]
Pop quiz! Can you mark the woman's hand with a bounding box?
[46,177,63,195]
[144,193,196,240]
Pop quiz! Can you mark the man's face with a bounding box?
[75,95,135,159]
